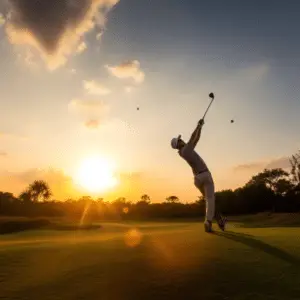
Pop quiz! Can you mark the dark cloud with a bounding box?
[5,0,119,69]
[0,151,8,156]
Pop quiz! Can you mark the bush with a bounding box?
[0,218,51,234]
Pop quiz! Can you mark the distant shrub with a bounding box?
[0,219,51,234]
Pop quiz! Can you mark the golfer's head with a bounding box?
[171,135,185,150]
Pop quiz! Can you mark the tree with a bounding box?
[215,189,240,215]
[275,178,294,196]
[19,190,32,203]
[165,195,180,203]
[236,183,276,213]
[112,197,129,213]
[0,192,15,202]
[290,151,300,187]
[140,194,151,204]
[27,180,52,202]
[0,192,15,207]
[113,197,127,205]
[78,196,93,203]
[96,197,104,203]
[246,168,292,196]
[195,196,204,203]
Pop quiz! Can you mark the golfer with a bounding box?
[171,119,226,232]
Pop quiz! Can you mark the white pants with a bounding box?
[194,171,215,222]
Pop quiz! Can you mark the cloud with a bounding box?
[84,119,100,129]
[15,47,39,70]
[4,0,119,70]
[233,162,263,172]
[0,13,5,26]
[106,60,145,83]
[83,80,111,95]
[68,98,109,115]
[265,157,291,170]
[0,151,7,157]
[24,49,38,68]
[76,41,87,54]
[233,156,291,173]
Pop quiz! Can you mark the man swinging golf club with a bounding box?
[171,94,226,233]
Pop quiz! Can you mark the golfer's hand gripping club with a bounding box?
[198,119,204,127]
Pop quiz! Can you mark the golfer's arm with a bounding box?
[188,125,202,148]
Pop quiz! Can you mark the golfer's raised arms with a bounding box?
[187,123,203,149]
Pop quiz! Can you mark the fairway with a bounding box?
[1,222,300,300]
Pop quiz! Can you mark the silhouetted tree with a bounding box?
[0,192,16,213]
[215,189,240,215]
[165,195,180,203]
[19,190,32,203]
[27,180,52,202]
[140,194,151,204]
[78,196,93,203]
[290,151,300,189]
[246,168,291,196]
[236,183,276,213]
[0,192,15,203]
[113,197,127,205]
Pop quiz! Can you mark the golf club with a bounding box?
[202,92,215,120]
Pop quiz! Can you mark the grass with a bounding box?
[229,212,300,228]
[0,219,300,299]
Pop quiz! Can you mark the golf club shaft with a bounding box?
[202,97,214,120]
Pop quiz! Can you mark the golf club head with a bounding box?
[209,92,214,99]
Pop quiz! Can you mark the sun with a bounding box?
[75,156,118,193]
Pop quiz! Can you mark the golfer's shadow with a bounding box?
[213,231,300,266]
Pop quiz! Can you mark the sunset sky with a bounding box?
[0,0,300,202]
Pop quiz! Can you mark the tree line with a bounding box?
[1,151,299,221]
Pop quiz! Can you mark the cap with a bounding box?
[171,135,181,149]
